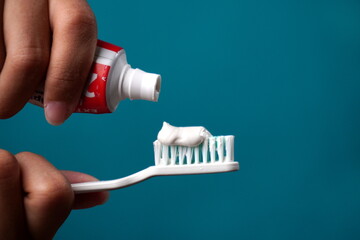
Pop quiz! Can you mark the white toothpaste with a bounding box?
[157,122,212,147]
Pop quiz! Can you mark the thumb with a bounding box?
[61,170,109,209]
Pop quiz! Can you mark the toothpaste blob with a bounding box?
[157,122,212,147]
[30,40,162,114]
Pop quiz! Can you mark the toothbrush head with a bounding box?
[153,136,239,174]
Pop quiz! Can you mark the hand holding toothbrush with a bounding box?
[0,0,97,125]
[0,150,108,239]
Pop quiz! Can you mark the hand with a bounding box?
[0,0,97,125]
[0,150,108,239]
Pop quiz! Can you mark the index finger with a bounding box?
[16,152,74,240]
[0,0,50,118]
[0,150,27,239]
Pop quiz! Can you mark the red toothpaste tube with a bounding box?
[30,40,162,113]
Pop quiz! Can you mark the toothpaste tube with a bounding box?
[30,40,162,113]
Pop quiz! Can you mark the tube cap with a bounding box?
[122,68,161,102]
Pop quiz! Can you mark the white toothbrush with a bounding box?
[72,135,239,193]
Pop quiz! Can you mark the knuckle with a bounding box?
[0,150,18,180]
[61,10,97,37]
[9,47,49,72]
[15,151,37,159]
[0,149,14,161]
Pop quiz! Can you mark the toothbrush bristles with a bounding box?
[153,136,235,166]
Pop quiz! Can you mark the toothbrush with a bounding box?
[72,135,239,193]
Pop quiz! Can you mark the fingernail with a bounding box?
[44,101,69,126]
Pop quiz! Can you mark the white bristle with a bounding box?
[202,138,208,163]
[170,146,176,165]
[161,145,169,165]
[186,147,193,164]
[217,136,224,162]
[225,136,234,162]
[154,141,161,165]
[153,136,235,166]
[194,147,200,164]
[178,146,186,165]
[209,137,216,163]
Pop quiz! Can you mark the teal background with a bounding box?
[0,0,360,239]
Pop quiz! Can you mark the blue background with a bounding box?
[0,0,360,239]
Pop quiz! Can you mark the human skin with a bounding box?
[0,1,107,238]
[0,0,98,125]
[0,150,109,239]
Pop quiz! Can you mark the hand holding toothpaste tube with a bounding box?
[0,0,97,125]
[0,149,108,239]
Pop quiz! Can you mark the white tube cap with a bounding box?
[123,68,161,102]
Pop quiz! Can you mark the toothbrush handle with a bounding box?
[71,162,239,193]
[71,167,156,194]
